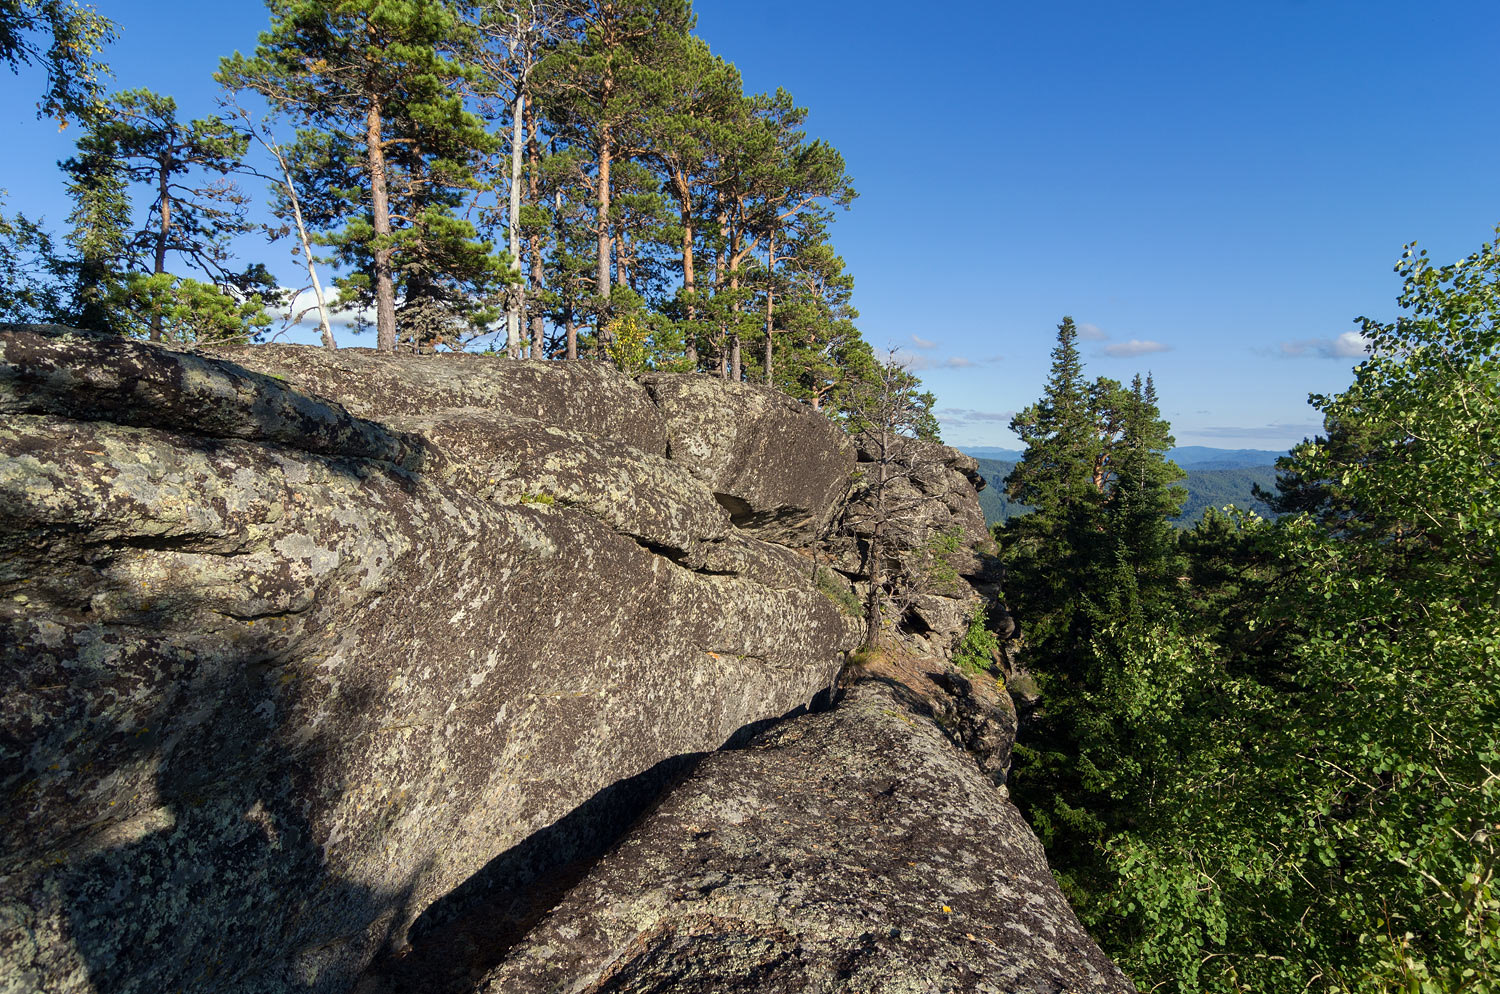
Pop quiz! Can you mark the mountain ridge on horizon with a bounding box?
[959,444,1288,470]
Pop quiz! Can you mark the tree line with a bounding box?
[2,0,890,416]
[1000,236,1499,992]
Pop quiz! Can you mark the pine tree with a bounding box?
[636,31,743,367]
[466,0,571,357]
[220,0,500,351]
[536,0,692,351]
[104,89,270,339]
[844,354,943,649]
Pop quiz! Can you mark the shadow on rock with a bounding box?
[51,651,402,994]
[361,695,834,994]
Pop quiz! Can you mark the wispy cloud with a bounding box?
[943,357,974,368]
[938,407,1015,428]
[910,334,938,350]
[1277,331,1370,359]
[1078,322,1108,341]
[1192,422,1322,440]
[876,346,933,371]
[1102,339,1170,358]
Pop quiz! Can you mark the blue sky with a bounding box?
[6,0,1499,448]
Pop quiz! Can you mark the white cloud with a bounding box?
[910,334,938,350]
[1277,331,1371,359]
[1078,322,1108,341]
[275,286,372,330]
[943,357,974,368]
[1102,339,1170,357]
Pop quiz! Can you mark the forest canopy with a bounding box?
[1002,232,1500,993]
[1,0,887,420]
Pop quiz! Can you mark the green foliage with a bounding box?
[1009,232,1500,993]
[951,605,1000,675]
[0,0,115,123]
[922,526,965,591]
[0,194,66,322]
[59,113,130,331]
[603,303,693,373]
[118,272,271,345]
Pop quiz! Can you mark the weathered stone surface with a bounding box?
[210,340,671,457]
[830,438,1000,659]
[0,325,421,469]
[0,329,860,994]
[1,327,1117,994]
[394,409,732,568]
[640,373,855,547]
[477,680,1133,994]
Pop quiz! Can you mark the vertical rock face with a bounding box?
[0,327,1128,994]
[637,373,857,547]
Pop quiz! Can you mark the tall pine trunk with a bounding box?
[762,233,775,384]
[715,210,728,379]
[674,175,696,366]
[728,222,741,382]
[150,159,170,342]
[366,97,398,352]
[595,116,612,357]
[527,105,545,357]
[505,87,525,358]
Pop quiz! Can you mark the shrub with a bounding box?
[952,604,1000,675]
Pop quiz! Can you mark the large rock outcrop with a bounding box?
[0,328,860,994]
[476,680,1130,994]
[1,326,1127,994]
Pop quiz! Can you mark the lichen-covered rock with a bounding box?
[831,438,999,659]
[639,373,855,547]
[211,341,670,456]
[393,409,732,568]
[0,325,422,469]
[0,328,860,994]
[476,680,1133,994]
[1,326,1115,994]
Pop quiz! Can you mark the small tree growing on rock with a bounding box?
[843,351,946,649]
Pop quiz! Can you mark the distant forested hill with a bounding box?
[1173,466,1279,524]
[972,459,1026,525]
[972,457,1278,528]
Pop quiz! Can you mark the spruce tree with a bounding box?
[1003,316,1192,929]
[59,119,130,332]
[1110,373,1186,607]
